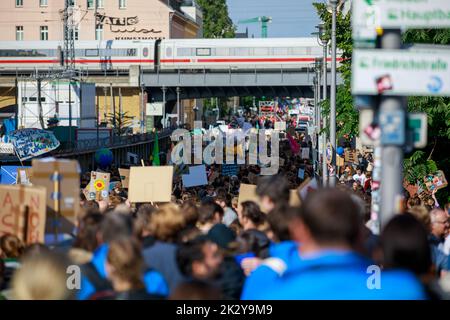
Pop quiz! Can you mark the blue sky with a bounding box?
[227,0,323,38]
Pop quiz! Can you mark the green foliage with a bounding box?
[196,0,236,38]
[107,111,133,136]
[313,3,358,138]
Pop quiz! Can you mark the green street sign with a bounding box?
[352,48,450,97]
[353,0,450,41]
[408,113,427,149]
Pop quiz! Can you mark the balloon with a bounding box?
[95,148,113,168]
[337,146,344,156]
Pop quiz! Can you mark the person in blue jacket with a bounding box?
[242,189,427,300]
[77,213,168,300]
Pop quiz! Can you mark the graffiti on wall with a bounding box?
[95,13,163,35]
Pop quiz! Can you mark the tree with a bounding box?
[196,0,236,38]
[402,29,450,204]
[107,111,134,136]
[313,3,358,139]
[313,2,450,203]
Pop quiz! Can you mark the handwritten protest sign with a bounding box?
[118,168,130,189]
[0,185,46,244]
[86,172,110,201]
[424,170,448,193]
[128,166,173,203]
[222,164,239,177]
[345,149,358,164]
[182,165,208,188]
[7,129,60,160]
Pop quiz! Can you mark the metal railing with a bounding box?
[52,127,174,156]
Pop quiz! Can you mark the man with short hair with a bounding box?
[242,189,426,299]
[429,208,449,276]
[256,175,290,213]
[197,202,224,234]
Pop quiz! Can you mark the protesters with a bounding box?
[352,168,366,186]
[142,204,187,293]
[255,175,290,212]
[78,212,168,299]
[215,193,238,227]
[428,208,449,277]
[100,237,165,300]
[242,189,427,299]
[11,251,74,300]
[70,212,103,265]
[237,201,266,232]
[197,202,224,234]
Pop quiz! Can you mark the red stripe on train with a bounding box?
[0,59,154,64]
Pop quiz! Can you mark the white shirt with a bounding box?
[353,173,366,186]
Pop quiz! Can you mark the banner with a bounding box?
[7,128,60,160]
[0,185,46,244]
[424,170,448,193]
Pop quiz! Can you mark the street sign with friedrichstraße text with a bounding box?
[352,49,450,96]
[353,0,450,41]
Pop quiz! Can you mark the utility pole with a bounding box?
[329,0,337,186]
[176,87,181,127]
[379,29,405,226]
[162,86,167,128]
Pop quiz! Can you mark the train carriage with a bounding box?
[0,40,156,71]
[159,38,325,70]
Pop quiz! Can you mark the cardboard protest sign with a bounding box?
[16,168,32,185]
[238,184,260,206]
[424,170,448,193]
[7,128,60,160]
[0,185,46,244]
[274,122,286,131]
[301,148,310,160]
[128,166,173,203]
[118,168,130,188]
[344,149,358,164]
[32,158,80,220]
[222,164,239,177]
[182,165,208,188]
[1,166,32,185]
[86,172,110,201]
[336,155,345,167]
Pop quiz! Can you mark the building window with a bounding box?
[119,0,126,9]
[96,0,104,8]
[40,0,48,6]
[71,28,79,40]
[40,26,48,41]
[16,0,23,7]
[95,24,103,40]
[16,26,24,41]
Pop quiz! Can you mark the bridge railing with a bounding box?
[52,127,174,156]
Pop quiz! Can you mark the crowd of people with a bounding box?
[0,119,449,300]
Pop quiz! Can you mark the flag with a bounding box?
[152,131,160,166]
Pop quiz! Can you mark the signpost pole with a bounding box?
[329,0,337,187]
[379,29,406,227]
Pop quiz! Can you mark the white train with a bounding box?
[0,38,338,71]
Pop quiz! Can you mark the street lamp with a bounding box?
[329,0,338,187]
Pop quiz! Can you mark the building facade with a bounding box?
[0,0,203,131]
[0,0,201,41]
